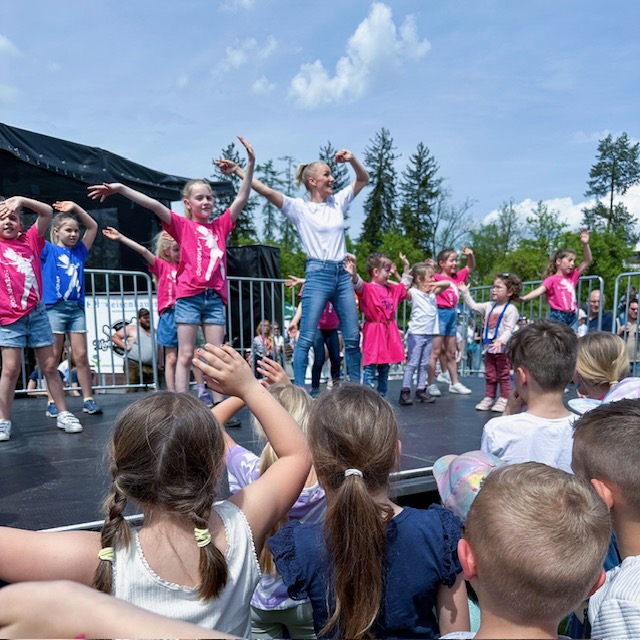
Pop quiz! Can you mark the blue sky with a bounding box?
[2,0,640,238]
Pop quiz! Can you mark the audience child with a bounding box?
[219,149,368,387]
[0,196,83,441]
[440,462,609,639]
[0,343,311,638]
[459,273,521,413]
[40,200,101,417]
[252,319,276,378]
[399,261,450,405]
[88,136,255,403]
[428,247,475,397]
[572,399,640,638]
[520,229,592,329]
[345,252,412,397]
[480,319,578,473]
[269,383,470,639]
[217,374,324,640]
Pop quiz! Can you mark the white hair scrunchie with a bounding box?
[344,468,363,478]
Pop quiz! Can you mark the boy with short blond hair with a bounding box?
[441,462,609,639]
[481,319,578,472]
[572,399,640,637]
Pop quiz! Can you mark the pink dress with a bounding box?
[357,281,407,366]
[0,226,45,325]
[163,210,234,304]
[434,267,469,309]
[542,270,580,312]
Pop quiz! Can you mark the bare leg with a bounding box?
[202,324,225,403]
[176,324,199,393]
[0,347,22,419]
[34,345,69,412]
[428,336,444,385]
[163,346,177,392]
[443,335,459,385]
[69,332,95,399]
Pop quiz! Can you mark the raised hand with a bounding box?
[87,183,122,202]
[580,228,590,244]
[102,227,122,242]
[216,159,237,176]
[52,201,78,213]
[256,356,291,387]
[193,343,256,399]
[335,149,354,163]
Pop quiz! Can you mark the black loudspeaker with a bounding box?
[227,246,282,354]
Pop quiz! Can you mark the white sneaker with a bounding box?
[0,419,11,442]
[491,397,508,413]
[427,383,442,397]
[449,382,472,395]
[475,397,494,411]
[57,411,83,434]
[436,372,451,384]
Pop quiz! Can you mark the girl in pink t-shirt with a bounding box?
[89,136,255,401]
[345,252,411,397]
[520,229,592,329]
[428,246,475,397]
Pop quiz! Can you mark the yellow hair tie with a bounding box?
[98,547,114,562]
[194,527,212,548]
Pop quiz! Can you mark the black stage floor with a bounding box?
[1,377,496,531]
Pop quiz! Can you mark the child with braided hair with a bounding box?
[0,343,311,638]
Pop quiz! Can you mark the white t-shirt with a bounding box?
[589,555,640,639]
[281,186,354,261]
[481,412,577,473]
[407,288,439,335]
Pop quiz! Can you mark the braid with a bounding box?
[93,486,130,594]
[192,506,228,600]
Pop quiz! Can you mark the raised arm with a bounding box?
[218,159,284,209]
[577,228,592,275]
[459,283,487,315]
[461,246,475,272]
[2,196,52,237]
[87,182,171,224]
[520,284,548,302]
[53,201,99,250]
[193,344,311,552]
[345,253,363,294]
[227,136,256,222]
[335,149,369,197]
[102,226,155,265]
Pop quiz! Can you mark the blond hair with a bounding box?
[576,331,629,395]
[295,162,326,190]
[50,212,78,244]
[465,462,610,623]
[252,384,314,574]
[572,399,640,510]
[410,262,435,286]
[182,179,213,220]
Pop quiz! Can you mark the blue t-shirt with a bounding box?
[40,241,89,308]
[268,504,463,639]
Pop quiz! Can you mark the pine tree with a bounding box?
[277,155,301,252]
[360,128,399,248]
[211,143,258,245]
[399,142,443,254]
[319,141,350,196]
[255,160,285,245]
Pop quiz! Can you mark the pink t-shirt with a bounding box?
[357,281,407,366]
[318,302,340,331]
[542,270,580,312]
[163,210,234,304]
[434,267,469,309]
[148,257,178,316]
[0,226,45,326]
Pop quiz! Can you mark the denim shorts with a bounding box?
[157,308,178,348]
[549,308,577,330]
[437,307,458,336]
[46,300,87,334]
[175,290,226,326]
[0,302,54,348]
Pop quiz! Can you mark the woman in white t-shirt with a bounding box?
[219,150,368,387]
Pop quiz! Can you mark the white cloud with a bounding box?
[0,84,19,103]
[219,0,254,12]
[289,2,430,109]
[252,75,276,95]
[214,36,277,75]
[482,185,640,232]
[0,35,21,56]
[570,130,611,144]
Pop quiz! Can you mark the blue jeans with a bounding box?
[363,363,390,396]
[311,328,341,390]
[293,260,361,386]
[549,308,577,331]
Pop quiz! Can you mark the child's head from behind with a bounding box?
[182,179,214,222]
[546,248,577,277]
[575,331,629,398]
[572,398,640,512]
[95,392,226,599]
[463,462,609,624]
[411,262,435,290]
[492,272,521,303]
[154,230,180,263]
[50,212,80,246]
[508,319,577,393]
[437,247,458,275]
[366,252,392,283]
